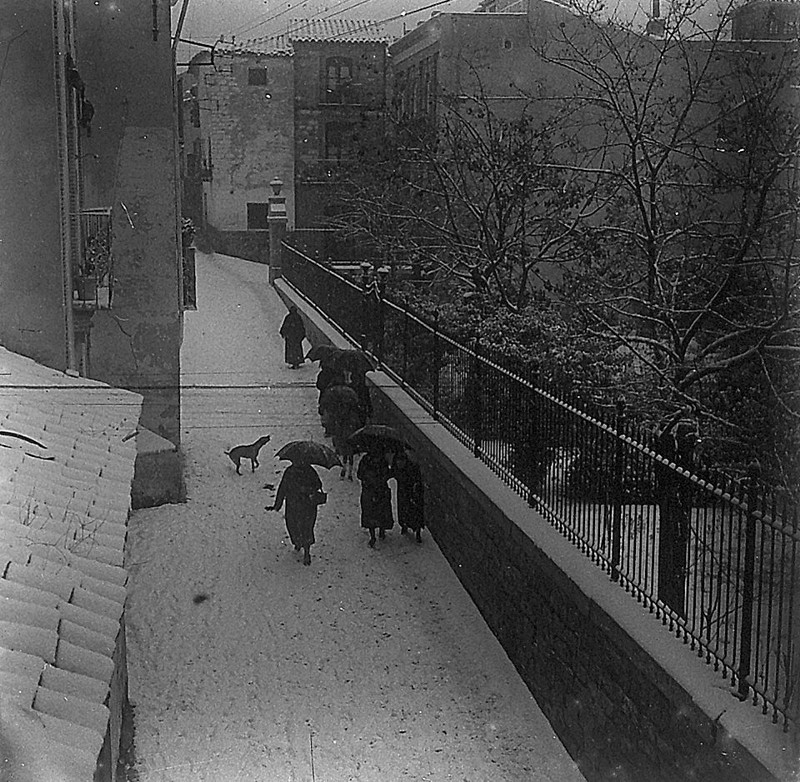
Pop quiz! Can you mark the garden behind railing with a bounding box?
[283,242,799,733]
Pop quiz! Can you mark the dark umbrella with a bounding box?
[306,345,343,366]
[347,424,409,453]
[275,440,341,468]
[334,349,377,375]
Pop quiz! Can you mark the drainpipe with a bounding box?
[172,0,191,59]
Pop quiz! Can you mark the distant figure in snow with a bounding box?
[279,305,306,369]
[266,463,324,566]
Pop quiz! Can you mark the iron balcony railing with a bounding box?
[281,241,799,733]
[73,207,113,309]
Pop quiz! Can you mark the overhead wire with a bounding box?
[229,0,314,38]
[229,0,454,44]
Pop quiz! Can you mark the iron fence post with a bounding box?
[526,364,538,507]
[377,291,385,366]
[402,309,409,387]
[473,337,482,457]
[611,399,625,582]
[738,461,760,699]
[432,313,440,419]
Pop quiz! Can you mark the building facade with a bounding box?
[190,37,295,261]
[181,19,388,260]
[0,0,184,452]
[390,11,535,126]
[290,19,389,229]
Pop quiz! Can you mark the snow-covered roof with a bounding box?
[221,17,389,55]
[287,17,389,43]
[0,347,141,781]
[217,33,292,57]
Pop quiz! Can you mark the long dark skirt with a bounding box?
[284,336,304,367]
[284,497,318,548]
[359,483,394,530]
[397,489,424,531]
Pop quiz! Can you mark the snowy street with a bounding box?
[124,251,586,782]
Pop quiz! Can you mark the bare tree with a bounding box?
[332,77,594,312]
[527,0,800,454]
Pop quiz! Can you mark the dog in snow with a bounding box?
[225,435,271,474]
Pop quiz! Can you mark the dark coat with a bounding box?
[349,375,372,425]
[316,366,345,401]
[357,452,394,530]
[392,455,424,531]
[273,464,322,548]
[280,309,306,366]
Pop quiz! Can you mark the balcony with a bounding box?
[73,207,113,310]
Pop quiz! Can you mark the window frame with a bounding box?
[247,67,268,86]
[324,57,356,104]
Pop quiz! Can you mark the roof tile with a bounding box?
[59,619,115,658]
[70,586,123,623]
[0,619,58,662]
[58,601,118,639]
[55,639,114,683]
[40,663,109,704]
[0,347,141,774]
[0,645,46,679]
[0,595,60,633]
[34,685,109,734]
[38,711,105,763]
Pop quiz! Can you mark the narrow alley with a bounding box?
[124,251,586,782]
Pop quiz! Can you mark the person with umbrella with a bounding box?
[319,383,359,438]
[391,448,425,543]
[334,350,375,425]
[279,304,306,370]
[265,441,339,566]
[349,426,406,547]
[356,445,394,547]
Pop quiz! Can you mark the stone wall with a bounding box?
[205,225,271,264]
[369,388,784,782]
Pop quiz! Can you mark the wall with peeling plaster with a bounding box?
[76,0,183,447]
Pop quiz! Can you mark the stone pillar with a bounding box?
[268,177,287,284]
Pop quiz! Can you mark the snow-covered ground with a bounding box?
[124,252,586,782]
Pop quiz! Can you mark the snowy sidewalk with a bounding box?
[125,252,586,782]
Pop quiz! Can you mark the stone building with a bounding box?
[291,18,389,230]
[390,11,534,125]
[189,35,295,261]
[0,0,185,498]
[183,19,389,260]
[732,0,800,39]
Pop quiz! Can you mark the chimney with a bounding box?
[646,0,665,36]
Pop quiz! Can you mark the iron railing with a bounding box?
[282,242,799,732]
[73,207,113,309]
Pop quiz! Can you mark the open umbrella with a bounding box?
[275,440,341,469]
[334,349,377,375]
[306,345,343,366]
[347,424,409,453]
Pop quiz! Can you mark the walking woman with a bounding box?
[391,449,425,542]
[357,447,394,547]
[266,463,324,565]
[279,305,306,369]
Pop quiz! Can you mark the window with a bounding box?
[325,57,355,104]
[247,203,269,230]
[324,122,356,161]
[248,67,268,86]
